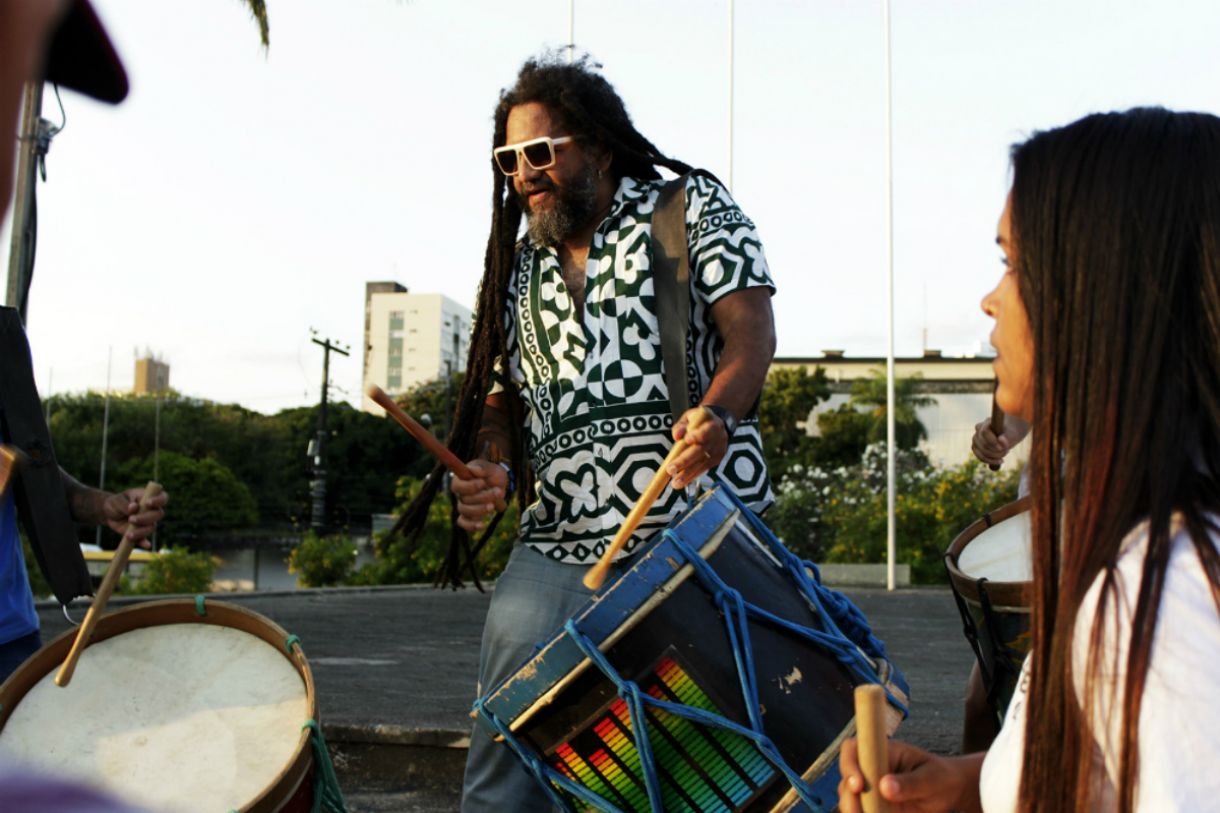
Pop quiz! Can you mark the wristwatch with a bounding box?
[703,404,738,438]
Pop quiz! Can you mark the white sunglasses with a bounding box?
[492,136,574,175]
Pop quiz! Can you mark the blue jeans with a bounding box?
[0,629,41,685]
[461,544,629,813]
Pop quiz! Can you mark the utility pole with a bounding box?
[309,333,349,533]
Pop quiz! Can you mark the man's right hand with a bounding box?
[451,459,510,532]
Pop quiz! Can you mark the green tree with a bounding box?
[758,366,831,483]
[116,451,258,545]
[810,404,873,469]
[848,367,936,449]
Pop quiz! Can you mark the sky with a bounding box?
[4,0,1220,414]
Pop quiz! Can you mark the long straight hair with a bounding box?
[1013,108,1220,812]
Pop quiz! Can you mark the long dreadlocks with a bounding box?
[388,53,693,589]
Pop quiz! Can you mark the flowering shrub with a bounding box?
[770,443,1021,583]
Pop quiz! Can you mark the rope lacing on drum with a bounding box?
[285,634,301,655]
[301,719,350,813]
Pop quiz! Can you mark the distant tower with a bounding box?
[133,353,170,394]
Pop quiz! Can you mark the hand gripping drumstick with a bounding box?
[583,408,710,591]
[989,380,1006,473]
[854,683,891,813]
[366,385,507,513]
[56,481,163,688]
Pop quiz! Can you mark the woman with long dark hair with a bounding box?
[839,107,1220,812]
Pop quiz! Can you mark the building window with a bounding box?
[389,311,404,330]
[387,374,401,389]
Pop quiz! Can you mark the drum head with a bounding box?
[0,600,313,813]
[957,510,1032,583]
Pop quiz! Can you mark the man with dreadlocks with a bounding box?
[403,55,777,810]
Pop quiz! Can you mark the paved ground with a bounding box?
[32,582,975,812]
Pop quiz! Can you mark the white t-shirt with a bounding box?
[979,517,1220,812]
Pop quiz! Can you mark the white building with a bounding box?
[361,283,473,415]
[772,350,1028,470]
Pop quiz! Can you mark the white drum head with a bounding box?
[957,510,1032,583]
[0,623,309,813]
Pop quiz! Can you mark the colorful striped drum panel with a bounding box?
[546,655,774,812]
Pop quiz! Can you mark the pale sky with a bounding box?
[4,0,1219,413]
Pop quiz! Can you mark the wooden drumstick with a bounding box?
[56,481,163,688]
[988,380,1006,473]
[583,408,710,591]
[854,683,890,813]
[367,385,506,513]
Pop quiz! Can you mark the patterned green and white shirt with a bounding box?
[503,174,775,564]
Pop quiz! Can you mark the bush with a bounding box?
[352,475,518,585]
[772,444,1021,584]
[126,547,216,595]
[287,532,357,587]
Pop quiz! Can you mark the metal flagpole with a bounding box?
[96,348,112,547]
[728,0,735,190]
[883,0,896,591]
[567,0,575,63]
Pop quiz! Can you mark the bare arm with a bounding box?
[59,469,167,545]
[670,287,776,488]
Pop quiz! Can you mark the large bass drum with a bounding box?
[0,598,318,813]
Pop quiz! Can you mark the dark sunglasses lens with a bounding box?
[494,149,518,175]
[522,141,554,170]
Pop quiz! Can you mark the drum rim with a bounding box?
[944,496,1031,607]
[0,597,317,813]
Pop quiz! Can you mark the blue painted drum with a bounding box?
[473,485,909,813]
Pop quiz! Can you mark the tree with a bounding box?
[810,404,873,469]
[116,451,257,546]
[758,366,831,483]
[848,367,936,450]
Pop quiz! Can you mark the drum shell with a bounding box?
[944,497,1032,717]
[0,598,317,813]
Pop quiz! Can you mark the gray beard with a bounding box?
[523,166,600,246]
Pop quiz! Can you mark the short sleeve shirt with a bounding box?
[503,174,775,564]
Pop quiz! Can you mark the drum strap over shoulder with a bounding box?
[652,170,721,425]
[0,307,92,605]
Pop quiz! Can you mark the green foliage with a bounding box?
[848,367,937,449]
[45,391,424,536]
[353,474,517,585]
[288,531,357,587]
[758,366,830,483]
[773,444,1021,584]
[116,451,258,545]
[125,547,216,595]
[810,404,873,469]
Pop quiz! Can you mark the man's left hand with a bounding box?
[101,487,168,548]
